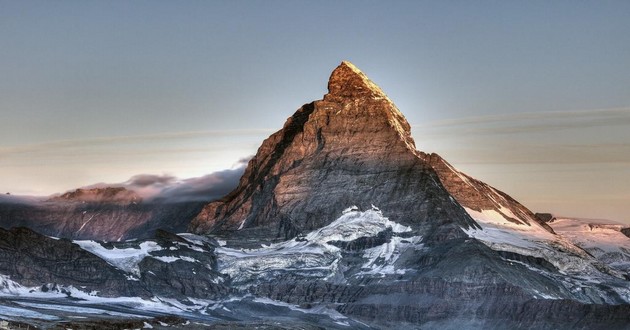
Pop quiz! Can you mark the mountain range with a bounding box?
[1,62,629,329]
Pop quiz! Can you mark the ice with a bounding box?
[0,305,59,321]
[549,217,630,272]
[359,236,423,276]
[152,256,199,264]
[74,240,163,275]
[1,273,220,317]
[215,206,418,284]
[15,302,146,318]
[251,297,352,323]
[305,206,411,244]
[77,214,96,233]
[342,205,359,214]
[462,208,629,287]
[0,275,66,298]
[465,207,548,233]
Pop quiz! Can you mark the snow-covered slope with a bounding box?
[215,206,422,285]
[548,217,630,273]
[462,206,630,303]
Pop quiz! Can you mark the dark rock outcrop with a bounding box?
[0,227,147,297]
[535,212,557,223]
[0,194,206,241]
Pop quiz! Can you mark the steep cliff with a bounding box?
[190,61,482,243]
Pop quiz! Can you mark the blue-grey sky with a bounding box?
[1,1,629,223]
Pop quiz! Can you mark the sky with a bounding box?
[1,1,629,223]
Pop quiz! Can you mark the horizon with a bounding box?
[1,1,629,224]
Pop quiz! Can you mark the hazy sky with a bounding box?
[1,1,629,223]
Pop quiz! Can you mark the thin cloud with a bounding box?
[155,167,245,203]
[126,174,178,188]
[417,107,630,128]
[443,142,630,165]
[71,157,251,203]
[0,129,274,156]
[149,157,250,202]
[413,107,630,136]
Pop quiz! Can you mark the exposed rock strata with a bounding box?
[0,190,205,241]
[0,227,147,297]
[186,61,630,328]
[190,61,482,242]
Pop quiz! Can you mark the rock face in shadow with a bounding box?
[0,227,228,301]
[0,227,147,297]
[535,212,557,223]
[0,187,205,241]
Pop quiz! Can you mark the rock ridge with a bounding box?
[190,61,550,243]
[189,61,480,240]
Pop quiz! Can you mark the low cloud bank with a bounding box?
[76,157,250,203]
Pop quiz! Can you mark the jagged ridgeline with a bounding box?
[189,61,545,243]
[190,61,471,239]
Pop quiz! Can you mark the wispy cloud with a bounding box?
[0,129,274,156]
[77,157,251,202]
[412,107,630,136]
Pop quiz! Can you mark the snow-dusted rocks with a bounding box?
[548,217,630,274]
[215,206,422,285]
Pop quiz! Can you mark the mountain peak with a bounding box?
[51,187,140,204]
[190,62,476,237]
[326,61,389,100]
[324,61,415,152]
[190,61,545,242]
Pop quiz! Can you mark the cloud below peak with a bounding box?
[74,157,251,203]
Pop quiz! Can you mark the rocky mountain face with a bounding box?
[1,62,629,329]
[0,227,147,297]
[0,227,228,299]
[0,187,205,241]
[190,61,479,244]
[51,187,141,203]
[185,61,630,327]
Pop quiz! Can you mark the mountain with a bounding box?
[1,61,629,329]
[544,216,630,274]
[190,61,481,243]
[187,61,630,326]
[0,187,206,241]
[51,187,142,203]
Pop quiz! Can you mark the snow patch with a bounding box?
[358,236,423,276]
[74,240,163,275]
[152,256,199,264]
[216,206,419,284]
[549,218,630,273]
[0,305,59,321]
[15,302,146,318]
